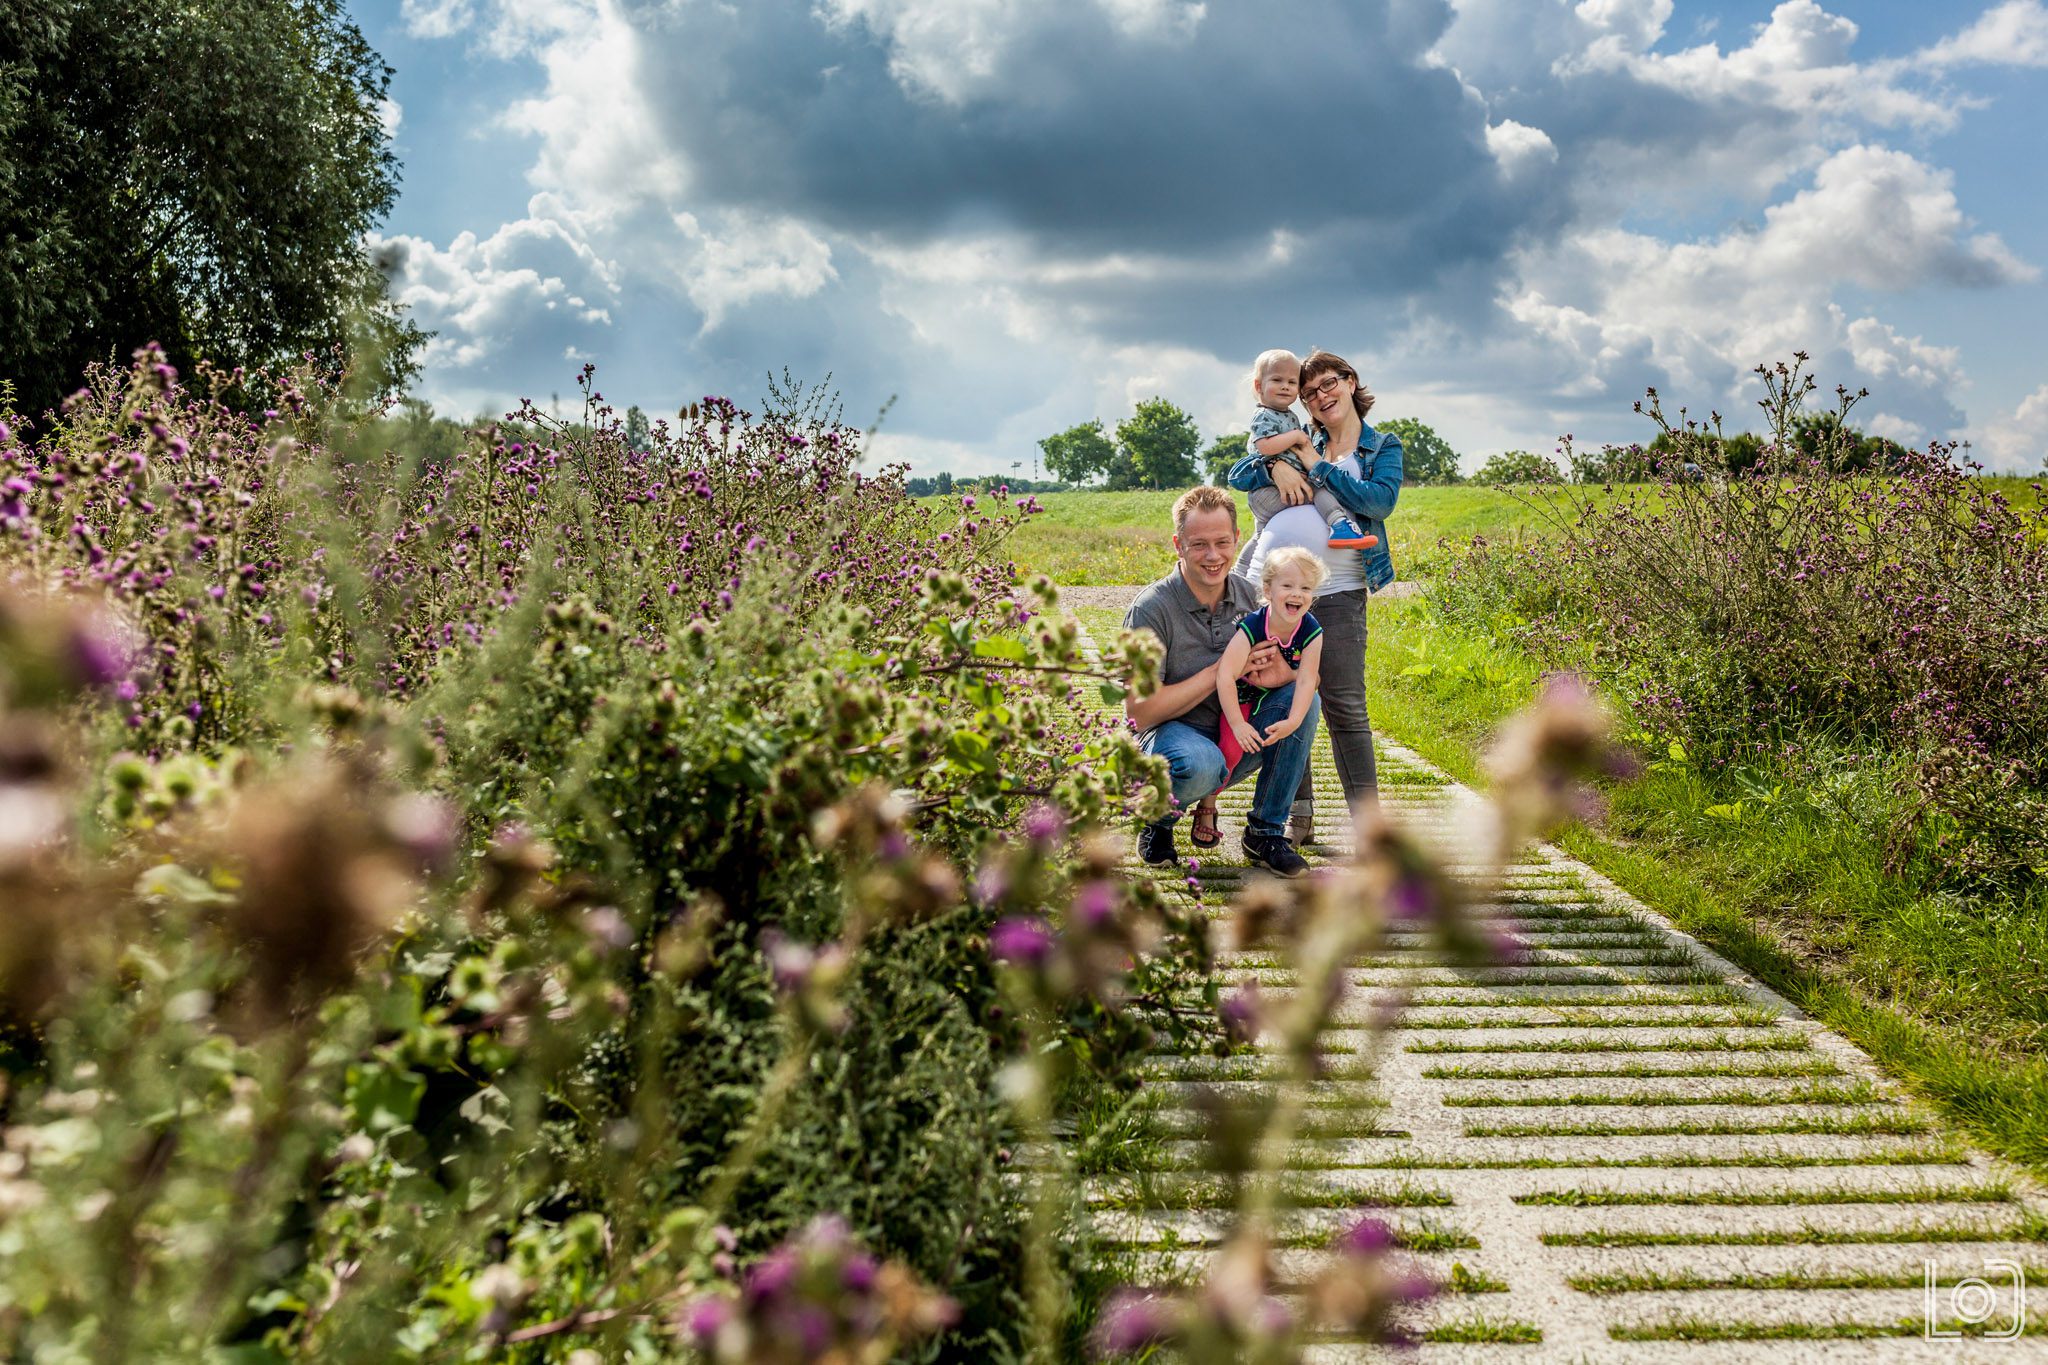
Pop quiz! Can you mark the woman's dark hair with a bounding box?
[1300,349,1374,425]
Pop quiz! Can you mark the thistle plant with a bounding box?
[1445,355,2048,885]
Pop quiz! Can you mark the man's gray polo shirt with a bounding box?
[1122,568,1259,742]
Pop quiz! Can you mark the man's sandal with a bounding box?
[1190,802,1222,849]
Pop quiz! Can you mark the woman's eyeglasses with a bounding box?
[1302,374,1351,400]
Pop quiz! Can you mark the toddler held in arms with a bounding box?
[1187,548,1326,846]
[1244,349,1378,552]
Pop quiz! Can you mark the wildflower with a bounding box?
[989,916,1055,968]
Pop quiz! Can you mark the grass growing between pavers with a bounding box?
[1442,1080,1892,1107]
[1543,1211,2048,1247]
[1407,1033,1812,1054]
[1517,1181,2012,1207]
[1418,1317,1544,1343]
[1467,1114,1933,1138]
[1403,1009,1783,1029]
[1270,1217,1481,1253]
[1152,1143,1977,1172]
[1571,1266,2048,1294]
[1443,1263,1511,1295]
[1424,1059,1842,1079]
[1362,589,2048,1176]
[1091,1178,1455,1211]
[1609,1315,2048,1341]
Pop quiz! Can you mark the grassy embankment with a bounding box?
[1027,479,2048,1179]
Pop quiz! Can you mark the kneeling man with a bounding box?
[1122,486,1318,878]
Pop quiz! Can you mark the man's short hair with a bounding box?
[1172,484,1238,535]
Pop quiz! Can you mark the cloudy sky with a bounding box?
[350,0,2048,475]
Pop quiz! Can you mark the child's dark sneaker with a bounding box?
[1325,517,1379,550]
[1242,832,1309,878]
[1136,821,1178,866]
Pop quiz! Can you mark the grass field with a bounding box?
[995,486,1558,585]
[989,476,2045,586]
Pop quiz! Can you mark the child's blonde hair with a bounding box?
[1250,348,1301,388]
[1259,546,1327,596]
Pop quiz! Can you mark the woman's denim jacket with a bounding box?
[1227,422,1403,591]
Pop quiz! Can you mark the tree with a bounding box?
[625,405,651,452]
[1202,431,1250,483]
[1376,418,1462,484]
[934,470,954,496]
[1472,450,1560,486]
[1038,420,1116,484]
[1115,398,1200,490]
[0,0,424,417]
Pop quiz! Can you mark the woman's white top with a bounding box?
[1242,449,1367,597]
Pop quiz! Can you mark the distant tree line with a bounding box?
[1036,403,1472,491]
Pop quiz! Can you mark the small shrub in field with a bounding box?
[1442,356,2048,884]
[1471,449,1560,486]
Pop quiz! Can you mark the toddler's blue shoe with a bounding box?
[1326,516,1379,550]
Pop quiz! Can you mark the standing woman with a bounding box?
[1227,349,1401,843]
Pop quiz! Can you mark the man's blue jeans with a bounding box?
[1141,685,1321,839]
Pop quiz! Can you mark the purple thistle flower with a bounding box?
[1091,1290,1179,1357]
[1070,879,1118,931]
[1336,1215,1394,1256]
[989,916,1056,967]
[1021,802,1066,846]
[682,1296,732,1341]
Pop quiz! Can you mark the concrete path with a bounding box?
[1069,607,2048,1362]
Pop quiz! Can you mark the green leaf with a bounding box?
[1667,740,1688,763]
[347,1062,425,1135]
[1704,801,1744,821]
[973,637,1028,662]
[1098,681,1127,705]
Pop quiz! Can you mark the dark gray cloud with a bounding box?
[626,0,1550,268]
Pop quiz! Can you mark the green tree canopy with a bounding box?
[1037,420,1116,484]
[0,0,424,417]
[1115,398,1200,490]
[1202,431,1249,483]
[1473,450,1561,486]
[1376,418,1462,484]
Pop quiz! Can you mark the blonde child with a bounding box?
[1186,547,1326,848]
[1244,349,1376,551]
